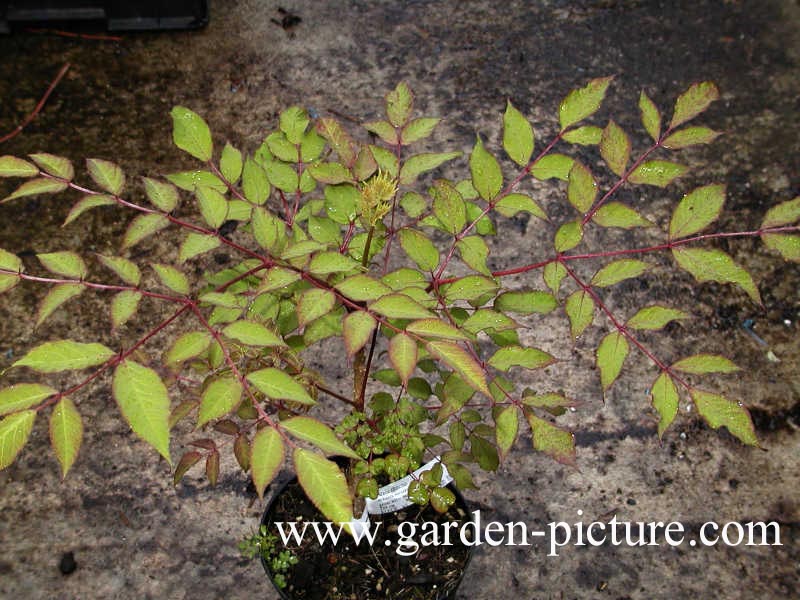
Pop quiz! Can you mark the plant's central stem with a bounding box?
[353,226,376,411]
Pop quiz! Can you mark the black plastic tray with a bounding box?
[0,1,208,33]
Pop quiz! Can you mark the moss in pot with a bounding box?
[0,79,798,597]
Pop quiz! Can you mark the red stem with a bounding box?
[0,63,70,144]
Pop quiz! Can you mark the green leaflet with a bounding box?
[123,213,169,249]
[530,154,573,181]
[280,106,310,144]
[197,377,243,428]
[179,232,221,263]
[398,228,439,271]
[662,127,721,149]
[251,427,285,499]
[762,234,800,262]
[402,117,440,144]
[670,82,719,129]
[28,155,70,180]
[220,143,243,184]
[399,152,461,185]
[110,290,142,329]
[626,305,688,330]
[456,236,491,275]
[171,106,213,162]
[406,318,469,341]
[370,293,435,320]
[2,177,68,203]
[86,158,125,195]
[36,283,84,326]
[564,290,595,338]
[599,120,631,177]
[431,179,467,235]
[37,251,87,279]
[142,177,178,213]
[638,91,661,141]
[567,161,597,214]
[97,254,141,286]
[282,416,359,458]
[308,251,361,276]
[335,273,391,302]
[222,320,285,347]
[494,290,557,314]
[297,288,336,327]
[247,368,315,405]
[0,383,57,416]
[166,169,226,193]
[242,158,271,205]
[671,354,739,374]
[590,259,650,287]
[389,332,418,384]
[151,263,190,295]
[627,161,688,188]
[669,184,726,239]
[503,101,534,166]
[112,360,172,464]
[442,275,498,302]
[63,194,115,226]
[0,155,39,177]
[195,185,228,229]
[386,82,413,127]
[554,220,583,252]
[562,125,603,145]
[164,330,212,367]
[596,331,629,391]
[426,340,489,396]
[543,262,567,295]
[691,389,757,446]
[343,311,377,355]
[488,346,555,371]
[761,196,800,228]
[316,117,356,165]
[13,340,114,373]
[651,372,678,438]
[495,405,519,459]
[0,410,36,471]
[470,136,503,201]
[364,119,398,145]
[671,247,761,304]
[49,397,83,477]
[493,193,547,221]
[558,76,613,131]
[592,202,653,229]
[525,412,576,466]
[294,448,354,525]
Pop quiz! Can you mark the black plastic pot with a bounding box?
[259,475,473,600]
[0,1,208,34]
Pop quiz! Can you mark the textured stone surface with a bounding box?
[0,1,798,598]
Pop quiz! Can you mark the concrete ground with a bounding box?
[0,1,798,598]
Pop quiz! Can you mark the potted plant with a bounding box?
[0,79,797,598]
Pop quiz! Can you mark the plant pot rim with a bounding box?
[259,472,474,600]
